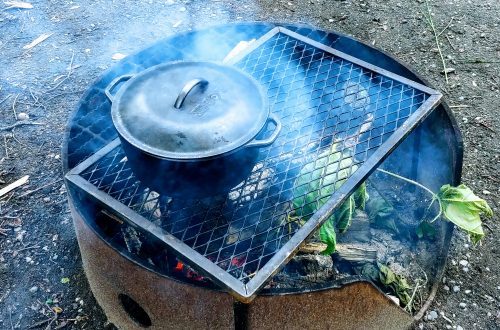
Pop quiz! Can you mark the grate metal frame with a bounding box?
[65,27,441,302]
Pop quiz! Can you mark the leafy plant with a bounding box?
[291,144,368,254]
[365,196,398,233]
[360,262,412,307]
[377,169,493,244]
[291,144,493,254]
[438,184,492,243]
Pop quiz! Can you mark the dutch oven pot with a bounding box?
[105,61,281,198]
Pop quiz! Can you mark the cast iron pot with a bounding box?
[105,61,281,198]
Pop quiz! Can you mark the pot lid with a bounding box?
[111,62,269,160]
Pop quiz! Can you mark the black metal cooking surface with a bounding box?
[64,25,445,302]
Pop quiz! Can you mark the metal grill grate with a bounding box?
[66,27,441,302]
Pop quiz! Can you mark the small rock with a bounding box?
[462,117,468,124]
[463,267,469,272]
[111,53,126,61]
[464,243,469,249]
[29,286,38,293]
[465,289,471,294]
[482,190,491,195]
[43,197,50,202]
[427,310,438,321]
[480,33,485,38]
[179,6,186,12]
[17,112,29,121]
[441,67,455,74]
[443,285,450,291]
[25,256,33,263]
[453,285,460,293]
[459,260,469,266]
[487,312,492,317]
[457,326,464,330]
[459,302,467,309]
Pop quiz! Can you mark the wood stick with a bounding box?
[0,175,29,197]
[0,121,44,131]
[17,179,62,198]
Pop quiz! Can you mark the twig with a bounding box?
[445,34,456,50]
[9,308,14,330]
[477,121,496,133]
[376,168,443,222]
[12,94,19,120]
[28,318,51,329]
[0,175,29,198]
[14,245,40,253]
[3,135,8,158]
[44,89,84,102]
[437,16,454,37]
[423,0,449,84]
[0,94,11,106]
[17,179,62,198]
[449,105,469,108]
[405,279,422,312]
[0,121,44,131]
[43,51,75,94]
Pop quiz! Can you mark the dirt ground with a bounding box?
[0,0,498,329]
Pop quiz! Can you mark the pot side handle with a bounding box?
[104,75,134,103]
[244,114,282,148]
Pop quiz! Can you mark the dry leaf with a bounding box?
[52,306,63,314]
[22,33,53,50]
[4,1,33,9]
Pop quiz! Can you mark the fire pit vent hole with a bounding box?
[118,294,152,328]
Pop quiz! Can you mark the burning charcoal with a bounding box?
[284,254,334,279]
[122,227,142,255]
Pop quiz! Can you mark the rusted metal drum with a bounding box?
[64,23,462,330]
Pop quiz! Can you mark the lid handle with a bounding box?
[174,78,209,109]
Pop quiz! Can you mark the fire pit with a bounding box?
[63,23,462,329]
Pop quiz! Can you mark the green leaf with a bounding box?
[376,263,412,307]
[366,197,398,233]
[360,262,412,307]
[354,182,369,210]
[319,219,336,255]
[360,263,379,282]
[416,221,436,239]
[378,263,396,285]
[60,277,70,284]
[291,144,359,253]
[438,184,492,243]
[336,195,355,233]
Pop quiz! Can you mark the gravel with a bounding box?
[0,0,498,329]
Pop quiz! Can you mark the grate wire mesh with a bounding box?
[68,27,440,299]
